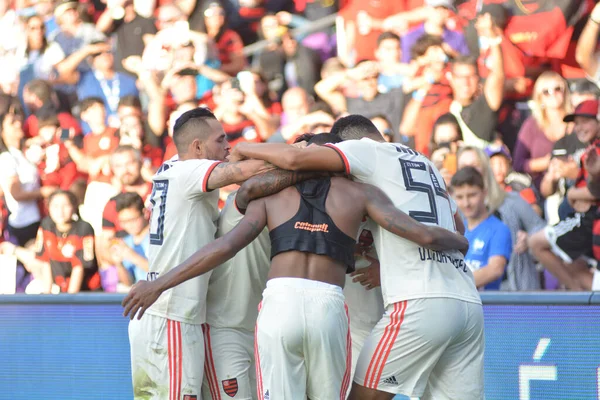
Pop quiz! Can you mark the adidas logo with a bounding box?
[264,390,270,400]
[383,376,399,385]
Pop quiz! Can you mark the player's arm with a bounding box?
[362,184,470,253]
[235,168,327,212]
[231,142,346,172]
[122,199,268,320]
[205,160,277,191]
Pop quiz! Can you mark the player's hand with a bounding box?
[514,230,528,254]
[350,255,381,290]
[122,280,162,320]
[227,145,247,162]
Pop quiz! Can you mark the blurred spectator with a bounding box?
[95,0,157,76]
[15,14,65,89]
[213,71,281,144]
[401,34,453,154]
[458,146,545,290]
[401,0,468,63]
[0,0,26,95]
[116,95,161,147]
[451,166,512,290]
[513,72,572,190]
[26,111,85,194]
[315,60,406,138]
[271,87,334,143]
[117,113,163,180]
[0,190,100,294]
[57,39,139,124]
[485,144,542,216]
[370,115,394,143]
[429,113,462,184]
[0,100,52,246]
[575,2,600,84]
[200,1,246,75]
[109,192,149,288]
[375,31,413,93]
[257,29,321,99]
[569,79,600,108]
[22,79,82,137]
[163,102,197,161]
[448,15,504,148]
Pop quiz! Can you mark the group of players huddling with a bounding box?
[122,108,484,400]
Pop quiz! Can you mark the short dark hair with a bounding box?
[377,31,401,47]
[79,97,105,113]
[25,79,54,103]
[452,55,478,69]
[118,95,142,110]
[115,192,145,214]
[451,166,485,190]
[411,34,443,60]
[37,113,61,130]
[48,189,80,219]
[308,132,342,146]
[173,107,217,154]
[331,114,383,141]
[432,113,462,139]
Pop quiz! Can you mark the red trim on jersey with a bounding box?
[255,301,264,400]
[364,301,407,388]
[340,304,352,399]
[323,144,350,175]
[202,324,222,400]
[202,161,223,192]
[168,320,182,400]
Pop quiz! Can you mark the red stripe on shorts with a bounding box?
[364,301,407,388]
[202,324,221,400]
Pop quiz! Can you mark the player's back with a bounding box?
[206,192,271,331]
[328,138,480,306]
[146,157,222,325]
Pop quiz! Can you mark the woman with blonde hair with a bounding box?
[457,146,546,290]
[513,71,573,189]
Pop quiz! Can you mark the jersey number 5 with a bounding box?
[399,159,449,224]
[149,180,169,245]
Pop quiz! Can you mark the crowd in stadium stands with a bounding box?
[1,0,600,294]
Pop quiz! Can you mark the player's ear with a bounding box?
[191,138,202,157]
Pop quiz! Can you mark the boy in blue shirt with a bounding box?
[451,166,512,290]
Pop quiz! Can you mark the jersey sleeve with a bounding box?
[489,222,513,262]
[324,140,377,178]
[218,192,245,236]
[179,159,223,197]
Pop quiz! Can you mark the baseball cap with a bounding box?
[485,144,511,161]
[54,0,78,18]
[563,100,600,122]
[426,0,456,12]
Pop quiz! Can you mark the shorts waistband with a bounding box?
[266,277,343,294]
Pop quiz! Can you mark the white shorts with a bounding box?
[129,314,204,400]
[354,298,484,400]
[255,277,352,400]
[593,269,600,291]
[202,325,257,400]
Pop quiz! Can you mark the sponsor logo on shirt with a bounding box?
[294,222,329,233]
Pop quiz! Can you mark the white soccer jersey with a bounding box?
[145,157,222,325]
[205,192,271,332]
[327,138,481,306]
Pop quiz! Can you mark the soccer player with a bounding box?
[225,115,484,400]
[127,107,276,400]
[122,134,470,400]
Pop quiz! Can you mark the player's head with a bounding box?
[330,114,385,142]
[173,107,230,161]
[115,192,147,236]
[293,132,341,147]
[450,166,487,220]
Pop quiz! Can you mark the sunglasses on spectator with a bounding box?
[541,86,564,96]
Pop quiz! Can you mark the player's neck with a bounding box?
[466,210,489,230]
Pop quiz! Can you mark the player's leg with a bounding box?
[255,280,307,400]
[129,315,170,400]
[422,300,485,400]
[305,287,352,400]
[129,315,204,400]
[202,325,256,400]
[350,299,462,400]
[529,211,594,289]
